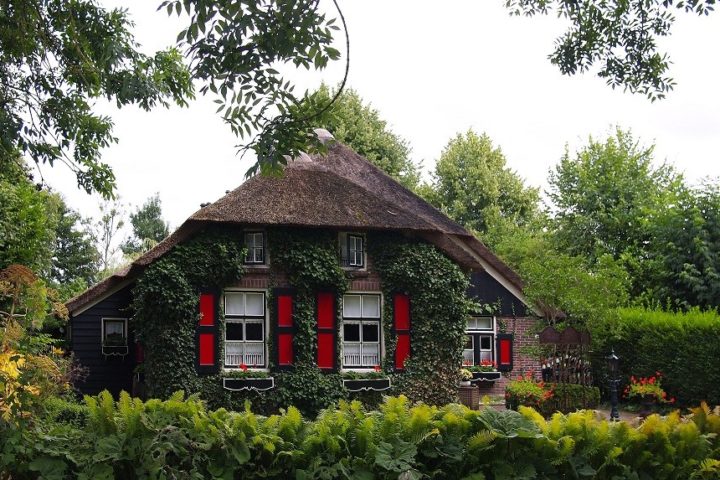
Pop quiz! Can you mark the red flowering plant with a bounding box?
[466,359,498,373]
[623,371,675,404]
[505,372,553,410]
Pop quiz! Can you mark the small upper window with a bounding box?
[339,233,365,268]
[244,232,265,264]
[348,235,364,267]
[102,318,127,346]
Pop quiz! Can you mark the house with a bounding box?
[66,130,540,412]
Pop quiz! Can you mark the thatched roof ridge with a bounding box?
[66,139,527,314]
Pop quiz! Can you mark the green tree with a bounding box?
[547,128,681,295]
[306,85,420,189]
[645,181,720,309]
[492,227,630,327]
[505,0,716,100]
[1,0,344,196]
[0,155,61,276]
[121,194,170,256]
[90,201,125,276]
[428,130,540,239]
[51,204,99,299]
[1,0,193,198]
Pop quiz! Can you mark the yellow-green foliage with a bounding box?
[3,394,720,479]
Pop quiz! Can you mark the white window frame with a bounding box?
[339,232,366,270]
[224,290,268,369]
[101,317,128,347]
[244,231,266,265]
[463,316,496,366]
[341,293,382,369]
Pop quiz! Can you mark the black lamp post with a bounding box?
[606,348,620,422]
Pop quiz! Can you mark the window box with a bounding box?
[222,376,274,392]
[102,345,129,356]
[342,377,391,392]
[471,371,501,382]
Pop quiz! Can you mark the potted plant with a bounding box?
[222,363,275,392]
[467,360,501,382]
[459,368,473,386]
[342,365,391,392]
[623,372,675,418]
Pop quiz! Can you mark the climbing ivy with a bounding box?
[369,233,472,406]
[132,226,471,416]
[266,228,348,415]
[132,228,246,400]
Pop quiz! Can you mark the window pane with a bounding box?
[466,317,478,330]
[344,323,360,342]
[245,293,264,316]
[226,322,244,341]
[464,334,473,350]
[343,343,361,366]
[343,295,362,317]
[475,317,493,330]
[104,320,125,344]
[362,343,379,366]
[245,232,260,248]
[362,322,379,342]
[462,350,474,365]
[362,295,380,318]
[480,336,492,350]
[245,321,263,341]
[225,293,245,315]
[225,343,243,366]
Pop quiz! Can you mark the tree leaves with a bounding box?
[504,0,717,100]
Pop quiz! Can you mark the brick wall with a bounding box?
[477,316,541,397]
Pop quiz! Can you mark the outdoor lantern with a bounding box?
[606,348,619,376]
[606,348,620,422]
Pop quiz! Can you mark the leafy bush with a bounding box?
[592,307,720,406]
[542,383,600,415]
[2,392,720,479]
[506,377,600,416]
[41,396,89,427]
[505,373,552,411]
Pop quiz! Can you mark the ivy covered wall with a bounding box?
[132,226,471,416]
[369,233,471,406]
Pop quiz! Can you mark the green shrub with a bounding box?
[4,392,720,479]
[505,373,551,412]
[41,396,89,428]
[592,307,720,406]
[542,383,600,415]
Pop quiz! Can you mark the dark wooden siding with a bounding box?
[70,285,136,396]
[468,271,528,317]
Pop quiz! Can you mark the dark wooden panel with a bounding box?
[70,285,136,397]
[468,271,528,317]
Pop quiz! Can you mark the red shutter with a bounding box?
[316,292,336,371]
[196,292,218,373]
[274,289,295,369]
[496,333,514,372]
[393,293,411,371]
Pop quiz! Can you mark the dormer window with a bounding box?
[348,235,364,267]
[244,232,265,264]
[340,232,365,268]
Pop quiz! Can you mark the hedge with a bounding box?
[592,307,720,406]
[2,391,720,479]
[506,382,601,417]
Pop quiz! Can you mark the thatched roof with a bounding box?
[67,135,527,315]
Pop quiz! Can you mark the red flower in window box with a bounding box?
[240,363,248,372]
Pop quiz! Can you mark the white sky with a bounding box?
[46,1,720,233]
